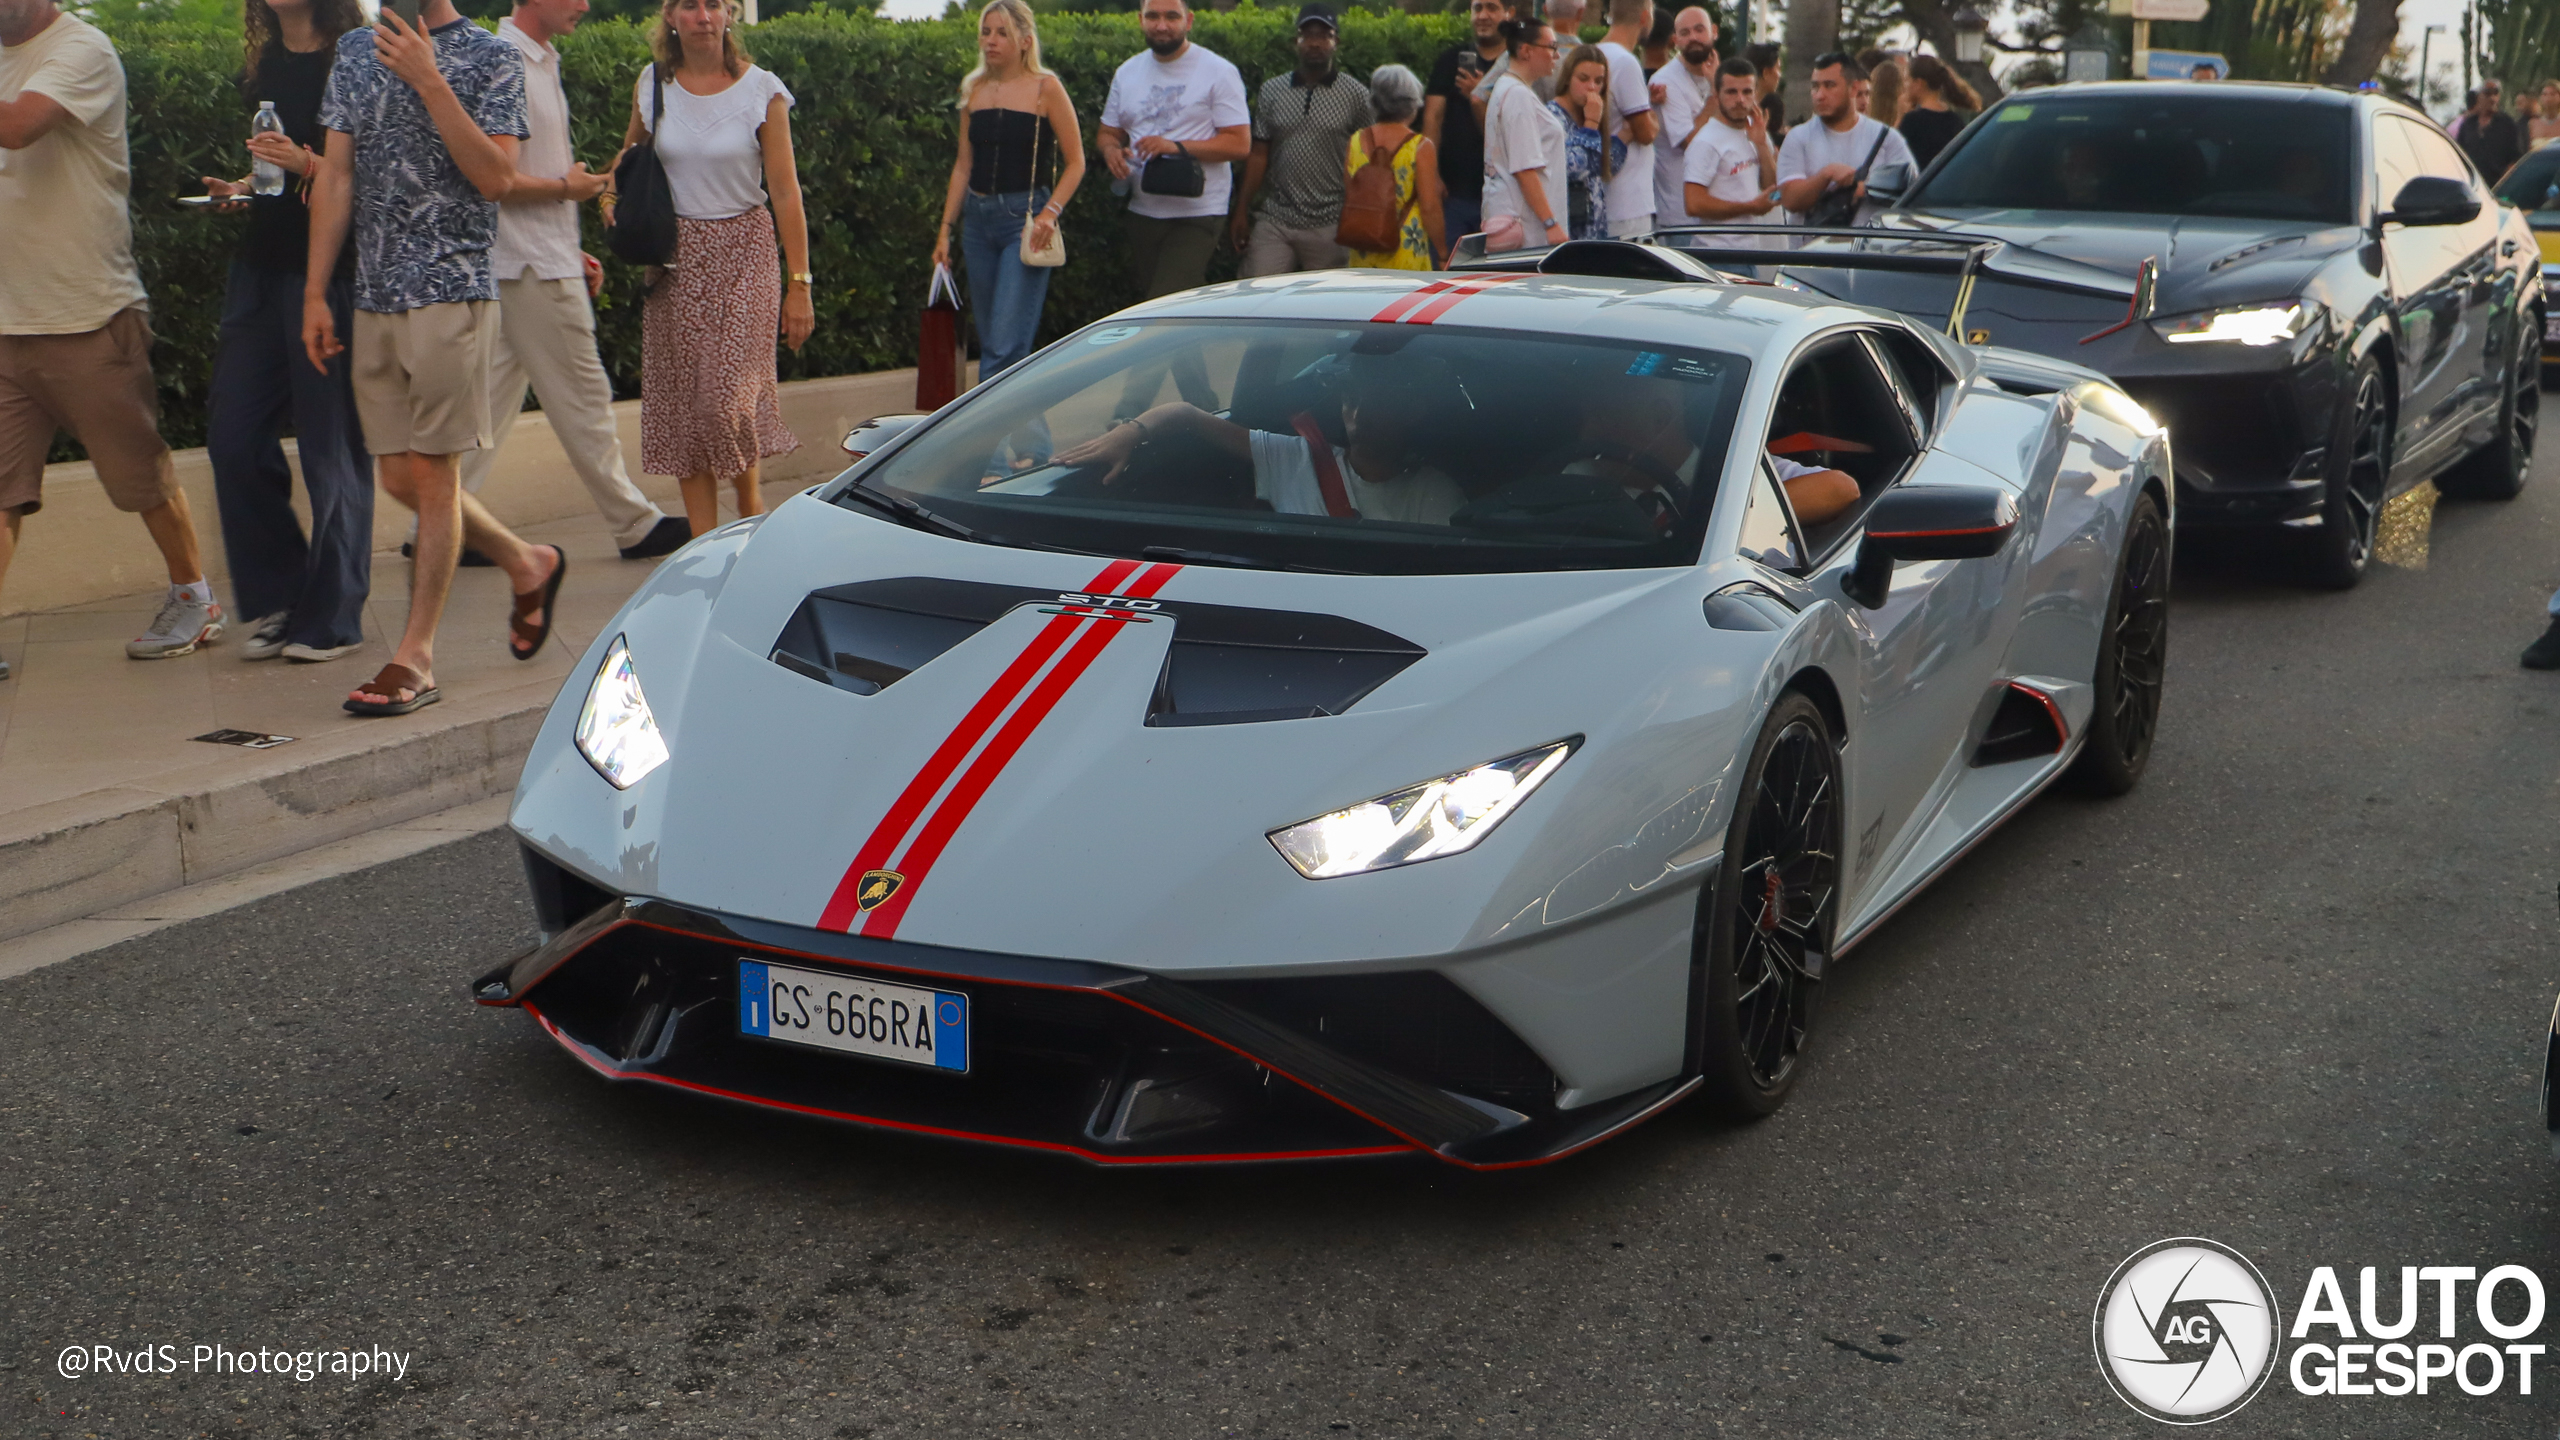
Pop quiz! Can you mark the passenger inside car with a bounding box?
[1555,372,1859,529]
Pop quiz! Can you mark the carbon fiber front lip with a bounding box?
[473,896,1698,1169]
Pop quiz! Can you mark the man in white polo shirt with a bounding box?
[461,0,685,561]
[1646,5,1717,229]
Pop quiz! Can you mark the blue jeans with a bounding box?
[1442,192,1483,251]
[960,187,1052,382]
[207,262,372,649]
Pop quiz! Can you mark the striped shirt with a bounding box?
[1247,69,1373,230]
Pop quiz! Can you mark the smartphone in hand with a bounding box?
[386,0,422,28]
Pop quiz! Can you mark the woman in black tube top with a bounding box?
[933,0,1087,387]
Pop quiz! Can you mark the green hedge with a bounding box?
[94,8,1471,460]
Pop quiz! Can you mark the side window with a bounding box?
[2395,116,2479,189]
[2371,118,2421,212]
[1737,461,1807,574]
[1860,331,1935,440]
[1765,333,1923,553]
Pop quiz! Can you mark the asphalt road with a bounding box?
[9,407,2560,1440]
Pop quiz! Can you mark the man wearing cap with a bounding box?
[1232,3,1372,277]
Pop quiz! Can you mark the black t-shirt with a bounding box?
[1426,44,1495,198]
[240,44,345,275]
[1898,106,1964,170]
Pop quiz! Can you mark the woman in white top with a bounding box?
[616,0,814,538]
[1480,19,1568,251]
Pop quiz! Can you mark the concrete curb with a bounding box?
[0,691,545,944]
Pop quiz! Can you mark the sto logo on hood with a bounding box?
[815,559,1183,938]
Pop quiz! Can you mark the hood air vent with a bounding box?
[769,578,1426,724]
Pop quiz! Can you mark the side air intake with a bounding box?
[1971,681,2067,767]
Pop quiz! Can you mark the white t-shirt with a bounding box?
[1596,41,1656,227]
[1649,60,1715,229]
[0,13,145,335]
[638,65,794,221]
[1099,44,1249,220]
[1246,428,1464,524]
[1683,115,1778,244]
[1482,74,1567,234]
[1774,113,1915,226]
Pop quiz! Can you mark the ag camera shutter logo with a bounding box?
[2093,1237,2282,1424]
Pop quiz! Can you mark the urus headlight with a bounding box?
[1268,740,1577,880]
[2150,302,2306,347]
[575,635,669,789]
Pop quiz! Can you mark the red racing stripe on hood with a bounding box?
[1401,272,1527,326]
[814,558,1145,932]
[1370,280,1453,324]
[855,561,1181,938]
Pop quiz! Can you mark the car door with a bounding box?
[2376,114,2490,470]
[2398,118,2511,439]
[1753,330,2007,907]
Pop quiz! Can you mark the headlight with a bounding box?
[575,635,669,789]
[1267,740,1576,880]
[2150,302,2305,346]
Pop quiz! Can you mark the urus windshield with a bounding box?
[1907,95,2354,225]
[832,318,1752,576]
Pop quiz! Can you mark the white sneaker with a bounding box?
[240,611,290,661]
[126,588,225,660]
[281,640,360,664]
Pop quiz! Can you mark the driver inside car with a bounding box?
[1052,358,1469,524]
[1562,373,1860,527]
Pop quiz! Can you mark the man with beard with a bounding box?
[1098,0,1249,298]
[1232,3,1370,277]
[1646,5,1717,230]
[1775,51,1911,227]
[1423,0,1506,245]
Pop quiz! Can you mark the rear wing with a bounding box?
[1450,226,2158,346]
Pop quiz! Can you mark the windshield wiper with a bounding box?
[1138,545,1357,575]
[839,482,1098,557]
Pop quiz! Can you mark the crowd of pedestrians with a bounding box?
[0,0,813,712]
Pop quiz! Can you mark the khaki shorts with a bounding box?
[352,300,500,457]
[0,306,179,516]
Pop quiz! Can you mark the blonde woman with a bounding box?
[1865,57,1905,128]
[932,0,1085,382]
[619,0,812,539]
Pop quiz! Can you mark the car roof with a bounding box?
[2007,79,2361,109]
[1101,268,1886,361]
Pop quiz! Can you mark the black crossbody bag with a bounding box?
[1139,142,1206,199]
[1805,125,1891,229]
[607,65,680,266]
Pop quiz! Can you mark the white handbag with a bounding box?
[1018,104,1065,268]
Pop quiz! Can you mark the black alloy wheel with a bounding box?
[2300,357,2389,590]
[2437,320,2540,501]
[2067,493,2170,797]
[1695,692,1840,1120]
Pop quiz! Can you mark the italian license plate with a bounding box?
[738,959,968,1072]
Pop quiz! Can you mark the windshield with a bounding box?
[1906,95,2354,224]
[838,318,1752,576]
[2495,142,2560,210]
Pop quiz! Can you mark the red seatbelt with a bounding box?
[1291,411,1360,518]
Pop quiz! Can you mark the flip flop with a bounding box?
[345,662,440,717]
[509,545,568,662]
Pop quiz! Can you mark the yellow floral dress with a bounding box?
[1345,128,1432,270]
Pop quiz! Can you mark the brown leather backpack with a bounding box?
[1335,127,1421,254]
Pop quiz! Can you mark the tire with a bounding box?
[1695,692,1841,1121]
[2066,493,2169,797]
[2298,355,2389,590]
[2437,320,2539,501]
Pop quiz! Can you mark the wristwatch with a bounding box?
[788,272,815,286]
[1539,215,1559,230]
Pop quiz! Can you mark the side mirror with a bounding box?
[2381,176,2481,228]
[1841,483,2021,608]
[842,413,926,460]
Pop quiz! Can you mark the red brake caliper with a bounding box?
[1755,868,1785,935]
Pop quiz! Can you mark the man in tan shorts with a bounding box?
[304,0,563,716]
[0,0,225,678]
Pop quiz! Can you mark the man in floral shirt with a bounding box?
[305,0,565,717]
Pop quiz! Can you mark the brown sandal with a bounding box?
[509,546,567,661]
[344,663,439,717]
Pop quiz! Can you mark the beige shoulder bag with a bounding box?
[1019,98,1066,268]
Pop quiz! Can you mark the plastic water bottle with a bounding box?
[251,102,286,197]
